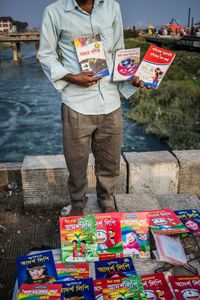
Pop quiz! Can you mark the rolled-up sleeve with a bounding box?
[112,3,138,99]
[38,7,69,92]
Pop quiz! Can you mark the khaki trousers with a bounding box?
[61,103,122,209]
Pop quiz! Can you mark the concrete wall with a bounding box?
[0,150,200,209]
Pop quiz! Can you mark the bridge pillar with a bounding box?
[16,42,21,60]
[12,42,21,62]
[35,40,39,60]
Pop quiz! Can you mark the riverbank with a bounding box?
[125,37,200,150]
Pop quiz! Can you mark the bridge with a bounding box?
[0,32,40,62]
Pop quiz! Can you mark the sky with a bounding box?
[0,0,200,28]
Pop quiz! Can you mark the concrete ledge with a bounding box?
[124,151,179,195]
[173,150,200,198]
[0,163,22,189]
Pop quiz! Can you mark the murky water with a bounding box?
[0,43,169,163]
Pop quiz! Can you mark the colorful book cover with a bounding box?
[142,273,174,300]
[74,34,109,78]
[16,251,57,288]
[120,212,150,259]
[169,275,200,300]
[174,209,200,235]
[113,48,140,81]
[17,283,62,300]
[56,262,90,281]
[95,257,136,279]
[102,276,147,300]
[61,278,95,300]
[60,215,98,263]
[134,45,175,89]
[149,209,189,234]
[94,280,103,300]
[96,212,123,260]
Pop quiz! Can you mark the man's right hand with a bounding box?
[63,72,101,87]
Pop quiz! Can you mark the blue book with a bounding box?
[61,278,95,300]
[95,257,137,279]
[174,209,200,235]
[16,250,57,288]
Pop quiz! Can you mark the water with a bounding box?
[0,43,169,163]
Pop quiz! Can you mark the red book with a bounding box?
[142,273,174,300]
[169,275,200,299]
[93,279,103,300]
[17,284,62,299]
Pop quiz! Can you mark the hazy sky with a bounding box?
[0,0,200,28]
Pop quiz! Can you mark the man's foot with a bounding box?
[68,206,84,216]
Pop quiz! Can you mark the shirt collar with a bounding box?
[64,0,104,12]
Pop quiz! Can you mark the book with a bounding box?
[16,251,57,288]
[134,45,175,89]
[61,278,95,300]
[56,262,90,281]
[174,209,200,235]
[113,48,140,81]
[149,209,189,234]
[17,284,62,300]
[120,212,150,259]
[142,272,174,300]
[102,276,147,300]
[169,275,200,300]
[153,234,187,265]
[94,257,136,279]
[96,212,123,260]
[94,279,103,300]
[60,215,98,263]
[74,34,109,78]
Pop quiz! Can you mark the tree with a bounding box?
[13,20,28,32]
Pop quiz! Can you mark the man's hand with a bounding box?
[131,76,150,89]
[63,72,101,87]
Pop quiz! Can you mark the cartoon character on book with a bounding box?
[24,261,56,284]
[80,240,87,257]
[152,218,171,230]
[145,290,157,300]
[152,68,163,87]
[72,240,79,260]
[97,230,108,253]
[123,232,141,257]
[108,228,116,246]
[182,289,200,300]
[185,220,199,232]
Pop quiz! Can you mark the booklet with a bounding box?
[121,212,150,259]
[169,275,200,300]
[56,262,90,281]
[149,209,189,234]
[134,45,175,88]
[174,209,200,235]
[74,34,109,78]
[94,279,103,300]
[60,215,98,263]
[113,48,140,81]
[102,276,147,300]
[61,278,95,300]
[17,284,62,300]
[16,251,57,288]
[95,257,136,279]
[142,272,174,300]
[96,212,123,260]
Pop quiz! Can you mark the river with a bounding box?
[0,43,169,163]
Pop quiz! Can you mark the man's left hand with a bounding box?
[131,76,145,88]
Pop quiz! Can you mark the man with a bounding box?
[39,0,144,216]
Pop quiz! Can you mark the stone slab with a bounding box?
[0,163,22,189]
[157,193,200,211]
[84,194,101,215]
[124,151,179,195]
[173,150,200,198]
[115,193,161,212]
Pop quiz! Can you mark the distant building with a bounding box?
[0,16,16,33]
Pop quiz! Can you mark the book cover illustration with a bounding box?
[94,280,103,300]
[120,212,150,259]
[95,257,137,280]
[17,283,62,300]
[149,209,189,234]
[113,48,140,81]
[96,212,123,260]
[74,34,109,78]
[174,209,200,235]
[60,215,98,263]
[61,278,95,300]
[142,272,174,300]
[16,251,57,288]
[56,262,90,281]
[169,275,200,300]
[102,276,147,300]
[134,45,175,89]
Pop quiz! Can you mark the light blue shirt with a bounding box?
[39,0,138,115]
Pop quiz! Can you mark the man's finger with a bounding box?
[132,76,140,86]
[139,80,144,88]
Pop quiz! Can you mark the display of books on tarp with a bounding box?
[74,34,109,78]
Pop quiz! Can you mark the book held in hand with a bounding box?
[134,45,176,88]
[74,34,109,78]
[113,48,140,81]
